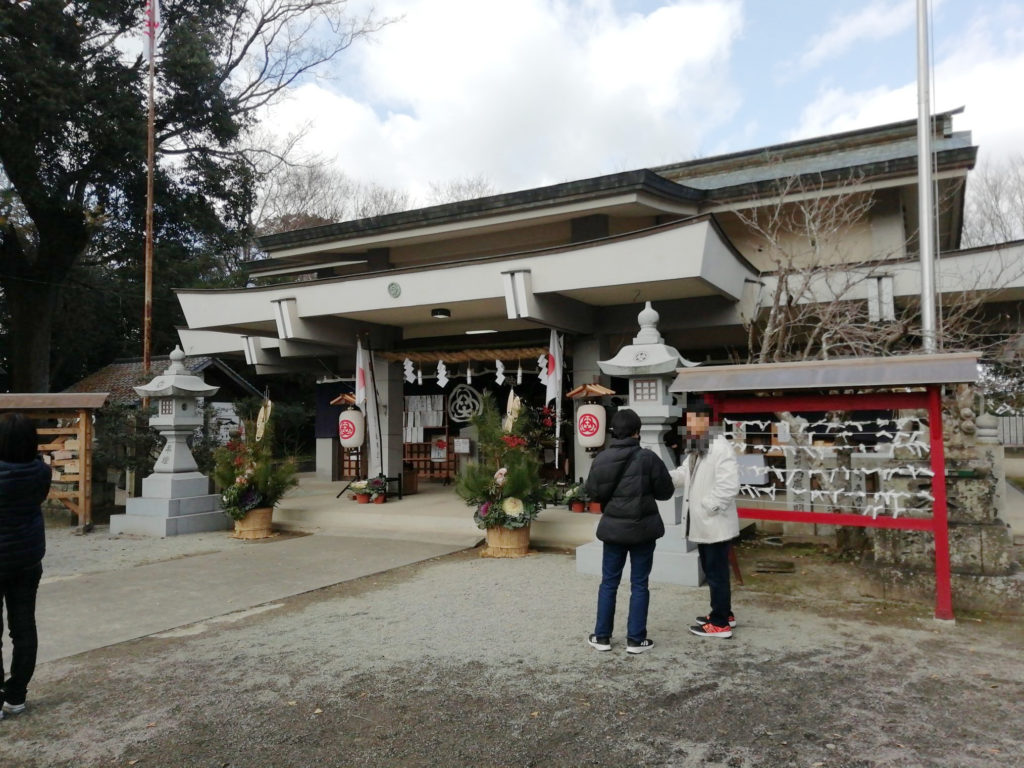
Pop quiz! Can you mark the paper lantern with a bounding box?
[576,403,606,448]
[338,408,365,448]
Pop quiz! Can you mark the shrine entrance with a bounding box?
[327,344,569,492]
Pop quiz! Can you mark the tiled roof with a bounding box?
[63,356,253,406]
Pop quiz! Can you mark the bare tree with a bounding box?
[349,182,413,220]
[424,175,498,206]
[730,171,1024,363]
[254,163,411,234]
[961,154,1024,248]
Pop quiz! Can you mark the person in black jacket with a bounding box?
[0,413,52,718]
[584,409,675,653]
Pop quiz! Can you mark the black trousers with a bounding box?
[1,561,43,705]
[697,541,731,627]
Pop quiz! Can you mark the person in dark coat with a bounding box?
[584,408,675,653]
[0,413,51,718]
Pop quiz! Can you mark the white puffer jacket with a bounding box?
[669,435,740,544]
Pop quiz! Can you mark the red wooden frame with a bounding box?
[706,386,953,621]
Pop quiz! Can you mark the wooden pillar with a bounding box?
[79,408,93,527]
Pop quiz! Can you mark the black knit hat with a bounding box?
[610,408,642,438]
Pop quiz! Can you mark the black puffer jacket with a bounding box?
[585,437,675,545]
[0,458,52,575]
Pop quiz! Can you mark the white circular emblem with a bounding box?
[633,350,649,362]
[387,282,401,298]
[447,384,483,423]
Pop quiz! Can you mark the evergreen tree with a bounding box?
[0,0,385,391]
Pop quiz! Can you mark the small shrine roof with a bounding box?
[0,393,109,411]
[669,353,979,394]
[566,383,617,399]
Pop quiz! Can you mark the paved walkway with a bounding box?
[19,477,598,667]
[34,534,466,663]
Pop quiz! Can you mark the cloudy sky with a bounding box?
[263,0,1024,203]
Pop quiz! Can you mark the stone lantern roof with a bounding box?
[598,302,698,377]
[133,346,220,399]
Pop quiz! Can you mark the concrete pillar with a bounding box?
[370,352,404,477]
[315,437,338,481]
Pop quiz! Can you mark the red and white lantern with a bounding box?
[576,403,606,448]
[338,408,365,449]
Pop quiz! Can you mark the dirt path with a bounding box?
[1,543,1021,767]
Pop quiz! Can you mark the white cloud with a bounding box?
[797,0,916,71]
[788,6,1024,165]
[265,0,743,200]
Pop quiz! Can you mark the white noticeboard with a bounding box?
[453,438,471,454]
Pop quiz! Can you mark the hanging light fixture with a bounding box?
[431,308,451,319]
[338,407,365,449]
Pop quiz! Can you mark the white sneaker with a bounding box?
[2,702,26,715]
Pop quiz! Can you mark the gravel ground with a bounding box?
[1,532,1022,768]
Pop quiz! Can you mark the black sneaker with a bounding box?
[696,613,736,628]
[626,638,654,654]
[587,634,611,651]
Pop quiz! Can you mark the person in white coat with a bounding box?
[669,395,740,638]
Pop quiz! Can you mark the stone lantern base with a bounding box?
[576,530,703,587]
[110,472,229,537]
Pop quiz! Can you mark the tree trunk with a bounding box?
[5,278,60,392]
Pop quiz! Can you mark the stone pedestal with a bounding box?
[575,528,702,586]
[110,487,227,537]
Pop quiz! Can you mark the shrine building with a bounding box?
[174,108,1024,485]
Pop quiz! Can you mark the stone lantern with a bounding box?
[110,347,230,536]
[574,302,702,586]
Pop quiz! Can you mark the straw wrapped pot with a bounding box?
[483,524,530,558]
[233,507,274,540]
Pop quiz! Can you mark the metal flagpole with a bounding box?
[554,393,562,474]
[916,0,937,353]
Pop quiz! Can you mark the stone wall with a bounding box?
[868,387,1022,613]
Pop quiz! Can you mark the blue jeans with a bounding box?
[1,562,42,706]
[594,539,657,642]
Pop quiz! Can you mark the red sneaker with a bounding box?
[688,622,733,638]
[696,613,736,628]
